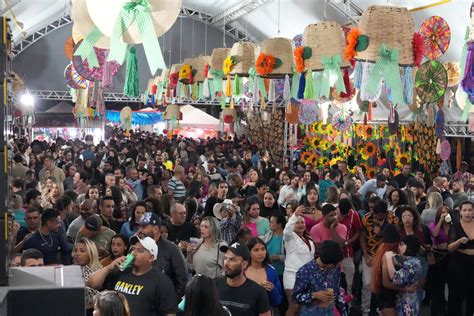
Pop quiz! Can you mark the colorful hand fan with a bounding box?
[64,63,88,89]
[440,140,451,161]
[415,60,448,103]
[419,16,451,60]
[298,100,318,125]
[332,110,352,131]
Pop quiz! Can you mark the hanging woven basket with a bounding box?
[209,48,230,78]
[160,68,170,84]
[230,42,258,76]
[257,37,293,78]
[356,5,415,65]
[303,22,350,71]
[191,55,211,82]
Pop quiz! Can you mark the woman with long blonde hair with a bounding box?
[73,238,102,315]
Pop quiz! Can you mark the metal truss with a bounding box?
[1,0,21,15]
[12,6,252,58]
[326,0,363,25]
[211,0,271,28]
[29,90,142,103]
[12,15,72,57]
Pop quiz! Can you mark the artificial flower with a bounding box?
[364,125,374,138]
[364,141,377,157]
[355,124,364,137]
[294,47,305,73]
[301,151,312,164]
[344,28,361,61]
[396,153,411,169]
[223,56,237,75]
[179,64,192,81]
[256,53,281,76]
[366,167,377,179]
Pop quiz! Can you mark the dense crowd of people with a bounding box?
[8,128,474,316]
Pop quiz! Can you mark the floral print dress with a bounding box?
[392,256,422,316]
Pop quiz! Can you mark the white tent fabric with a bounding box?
[179,104,220,129]
[42,101,74,114]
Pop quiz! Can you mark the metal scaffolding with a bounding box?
[29,90,142,103]
[325,0,363,24]
[12,6,252,58]
[211,0,271,28]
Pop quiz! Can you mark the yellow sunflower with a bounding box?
[309,154,319,165]
[319,157,329,166]
[366,167,377,179]
[329,143,339,154]
[309,137,321,149]
[364,125,374,139]
[309,122,318,133]
[363,141,377,157]
[320,139,329,151]
[378,125,386,137]
[223,56,237,75]
[396,153,411,169]
[330,157,343,168]
[301,151,312,164]
[355,124,364,138]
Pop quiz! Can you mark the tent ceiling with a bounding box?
[9,0,471,62]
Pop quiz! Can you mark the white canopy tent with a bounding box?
[179,104,220,129]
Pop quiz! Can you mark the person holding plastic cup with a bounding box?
[87,236,177,316]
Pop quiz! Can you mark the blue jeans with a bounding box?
[300,304,334,316]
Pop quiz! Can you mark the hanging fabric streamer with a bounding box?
[268,79,276,113]
[319,54,346,99]
[123,46,139,97]
[283,74,291,112]
[230,97,235,109]
[312,71,322,100]
[403,66,413,105]
[304,70,314,99]
[253,74,259,105]
[74,27,103,68]
[368,102,373,120]
[107,0,166,75]
[248,67,256,94]
[354,61,363,89]
[366,44,405,106]
[225,75,232,97]
[210,70,224,97]
[220,95,226,110]
[232,75,242,96]
[297,73,305,99]
[291,71,300,99]
[203,78,210,98]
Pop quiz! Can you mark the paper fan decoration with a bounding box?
[64,63,88,89]
[73,40,121,81]
[298,100,318,125]
[332,110,352,131]
[419,16,451,60]
[415,60,448,103]
[440,139,451,161]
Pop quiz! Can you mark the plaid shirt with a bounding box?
[220,212,242,244]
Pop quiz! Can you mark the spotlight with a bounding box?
[20,92,35,107]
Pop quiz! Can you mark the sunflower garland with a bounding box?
[301,151,312,164]
[396,153,411,169]
[309,137,322,149]
[366,167,377,179]
[364,125,374,138]
[355,124,364,138]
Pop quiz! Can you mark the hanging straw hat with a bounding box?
[71,0,110,49]
[160,68,170,82]
[257,37,292,78]
[303,22,350,71]
[85,0,182,44]
[209,48,230,78]
[230,42,258,76]
[191,55,211,82]
[356,5,415,65]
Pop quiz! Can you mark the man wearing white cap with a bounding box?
[87,236,177,316]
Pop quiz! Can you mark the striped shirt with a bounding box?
[168,176,186,201]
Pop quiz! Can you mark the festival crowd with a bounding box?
[8,127,474,316]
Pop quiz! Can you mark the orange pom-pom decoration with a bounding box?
[294,47,305,73]
[344,28,361,61]
[256,53,276,76]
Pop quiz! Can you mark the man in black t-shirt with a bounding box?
[216,242,271,316]
[87,236,177,316]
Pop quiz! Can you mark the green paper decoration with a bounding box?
[192,69,198,77]
[123,46,140,97]
[303,47,312,60]
[415,60,447,103]
[356,35,369,52]
[274,58,283,69]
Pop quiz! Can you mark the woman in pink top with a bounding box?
[428,205,452,315]
[299,186,323,231]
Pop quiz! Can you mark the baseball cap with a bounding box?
[220,242,250,262]
[84,214,102,232]
[138,212,161,226]
[130,236,158,260]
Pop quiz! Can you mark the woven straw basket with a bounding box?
[303,22,350,71]
[191,55,211,82]
[146,76,161,93]
[209,48,230,78]
[230,42,257,76]
[259,37,293,78]
[356,5,414,65]
[170,64,182,74]
[160,68,170,82]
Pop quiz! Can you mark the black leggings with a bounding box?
[447,252,474,316]
[429,250,450,315]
